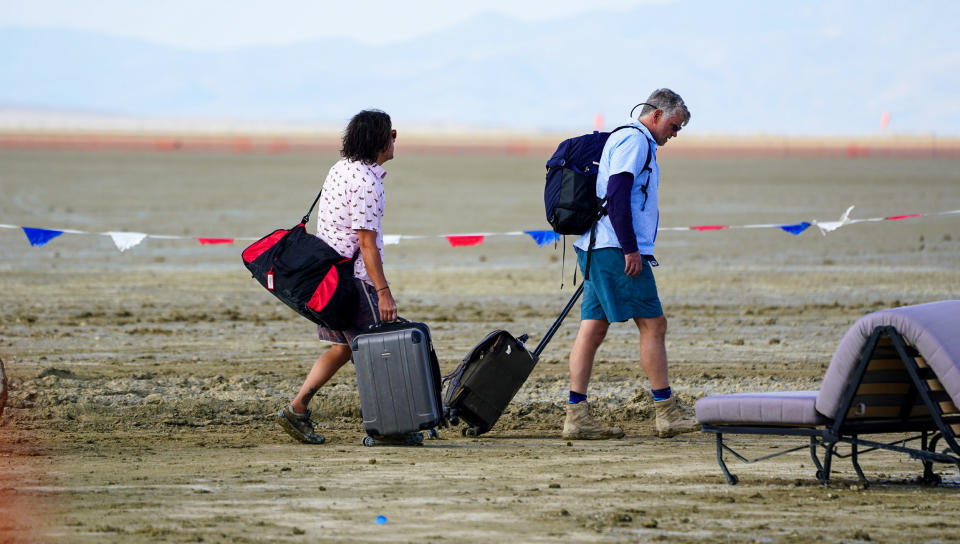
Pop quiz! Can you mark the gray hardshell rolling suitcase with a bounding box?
[351,319,445,446]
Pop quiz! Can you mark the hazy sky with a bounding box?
[0,0,649,48]
[2,1,956,134]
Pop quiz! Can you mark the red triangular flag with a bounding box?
[197,238,235,245]
[445,235,485,247]
[689,225,729,231]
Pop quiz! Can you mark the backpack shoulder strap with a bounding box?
[640,137,654,173]
[607,124,649,165]
[606,126,656,209]
[584,125,652,278]
[638,138,655,211]
[611,124,640,132]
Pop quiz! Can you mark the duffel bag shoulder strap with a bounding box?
[301,190,324,224]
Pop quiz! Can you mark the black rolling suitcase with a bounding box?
[351,319,445,446]
[443,284,584,436]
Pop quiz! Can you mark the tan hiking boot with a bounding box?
[562,401,625,440]
[654,397,700,438]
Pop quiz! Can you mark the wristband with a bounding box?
[377,286,390,293]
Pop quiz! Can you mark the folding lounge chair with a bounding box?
[695,300,960,485]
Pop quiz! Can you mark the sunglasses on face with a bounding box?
[670,123,682,133]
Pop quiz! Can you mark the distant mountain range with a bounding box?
[1,3,956,134]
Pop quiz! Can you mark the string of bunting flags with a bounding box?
[1,206,957,252]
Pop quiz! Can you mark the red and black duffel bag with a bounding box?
[242,192,360,330]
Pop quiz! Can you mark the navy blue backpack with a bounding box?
[544,125,651,236]
[544,125,654,281]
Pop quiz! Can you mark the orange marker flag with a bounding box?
[593,112,605,132]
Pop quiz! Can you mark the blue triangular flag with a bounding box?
[22,227,64,247]
[524,230,560,247]
[778,221,811,236]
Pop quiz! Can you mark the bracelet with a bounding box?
[377,286,390,292]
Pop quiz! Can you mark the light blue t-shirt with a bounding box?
[574,120,659,254]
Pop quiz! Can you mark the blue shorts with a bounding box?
[576,248,663,322]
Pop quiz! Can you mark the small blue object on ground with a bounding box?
[376,515,387,525]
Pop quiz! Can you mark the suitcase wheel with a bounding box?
[363,433,423,446]
[461,427,479,438]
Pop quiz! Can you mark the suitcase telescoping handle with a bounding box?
[531,283,584,359]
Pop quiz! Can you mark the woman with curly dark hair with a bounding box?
[276,109,398,444]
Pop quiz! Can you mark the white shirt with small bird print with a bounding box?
[314,158,386,286]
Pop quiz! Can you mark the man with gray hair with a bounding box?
[562,88,699,439]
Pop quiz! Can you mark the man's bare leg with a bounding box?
[569,319,609,394]
[564,319,623,439]
[634,315,698,437]
[634,315,668,390]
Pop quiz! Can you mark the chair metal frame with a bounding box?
[701,326,960,485]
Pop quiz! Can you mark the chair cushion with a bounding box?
[816,300,960,418]
[695,391,825,426]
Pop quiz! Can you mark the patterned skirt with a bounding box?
[317,279,380,347]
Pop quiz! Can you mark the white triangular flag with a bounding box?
[383,235,401,246]
[107,231,148,252]
[813,205,855,235]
